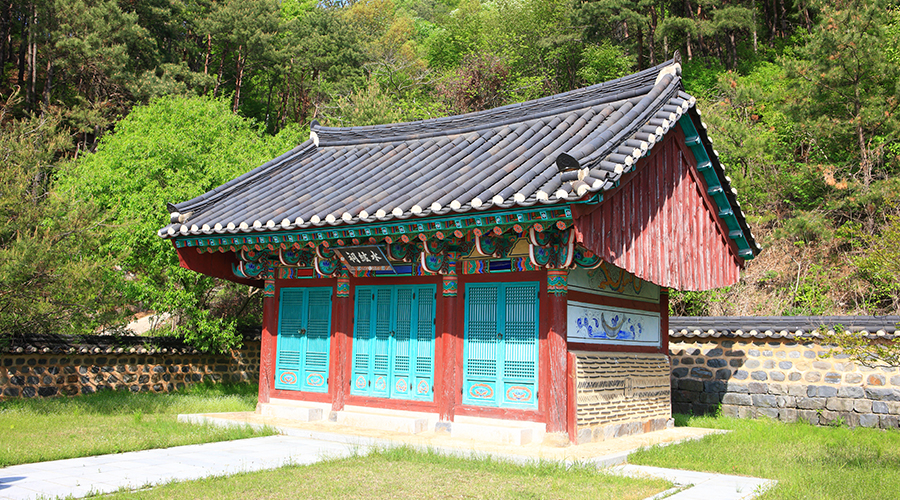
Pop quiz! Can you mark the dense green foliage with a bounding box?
[2,0,900,349]
[60,96,305,350]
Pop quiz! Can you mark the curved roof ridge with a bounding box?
[312,60,677,147]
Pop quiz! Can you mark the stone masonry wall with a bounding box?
[0,337,260,399]
[670,338,900,429]
[575,351,672,443]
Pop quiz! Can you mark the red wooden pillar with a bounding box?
[438,256,459,421]
[566,351,577,443]
[660,288,670,356]
[331,271,351,411]
[546,268,569,435]
[258,266,278,405]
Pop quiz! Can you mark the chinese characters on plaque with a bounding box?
[333,246,394,275]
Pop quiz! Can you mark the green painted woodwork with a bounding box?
[678,115,755,260]
[462,282,539,409]
[351,285,436,401]
[174,207,572,250]
[274,287,333,392]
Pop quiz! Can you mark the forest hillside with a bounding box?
[2,0,899,350]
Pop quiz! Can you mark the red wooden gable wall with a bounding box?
[573,124,744,291]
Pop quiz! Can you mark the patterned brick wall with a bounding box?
[0,339,260,399]
[574,351,672,444]
[670,338,900,429]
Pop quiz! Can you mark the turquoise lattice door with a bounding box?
[463,282,539,408]
[274,287,333,392]
[351,285,435,400]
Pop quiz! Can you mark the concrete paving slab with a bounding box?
[0,416,776,500]
[612,464,776,500]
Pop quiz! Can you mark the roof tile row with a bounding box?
[159,59,758,257]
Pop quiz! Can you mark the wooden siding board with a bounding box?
[573,132,743,291]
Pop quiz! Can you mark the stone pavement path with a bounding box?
[0,429,775,500]
[0,436,355,500]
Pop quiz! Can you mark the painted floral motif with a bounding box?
[547,269,568,295]
[306,373,325,387]
[575,312,643,340]
[417,380,429,394]
[279,371,297,385]
[469,383,493,399]
[354,375,366,389]
[587,262,645,295]
[374,376,386,391]
[463,260,487,275]
[395,378,408,393]
[506,386,532,401]
[442,275,458,296]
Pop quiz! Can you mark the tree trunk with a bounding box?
[637,26,644,70]
[0,0,10,67]
[752,10,758,54]
[203,33,211,78]
[768,0,776,43]
[233,45,245,113]
[800,1,812,32]
[265,71,275,131]
[728,31,737,69]
[690,2,706,59]
[42,60,52,107]
[213,42,228,98]
[649,5,658,66]
[17,16,26,84]
[779,0,787,38]
[27,1,36,106]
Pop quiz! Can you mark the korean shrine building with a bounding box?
[159,57,759,444]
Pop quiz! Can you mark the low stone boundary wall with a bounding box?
[0,333,260,399]
[670,336,900,429]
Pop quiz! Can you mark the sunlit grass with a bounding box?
[102,446,672,500]
[629,414,900,500]
[0,383,272,466]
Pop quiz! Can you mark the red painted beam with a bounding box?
[174,244,260,287]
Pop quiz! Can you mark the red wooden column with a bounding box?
[258,264,278,405]
[438,255,460,421]
[546,268,569,436]
[331,270,352,411]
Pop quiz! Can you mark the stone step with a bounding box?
[259,402,324,422]
[334,410,428,434]
[450,421,534,446]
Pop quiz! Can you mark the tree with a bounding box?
[822,321,900,367]
[786,0,900,188]
[578,41,635,85]
[0,93,123,336]
[59,95,306,351]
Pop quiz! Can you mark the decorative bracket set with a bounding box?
[231,221,607,299]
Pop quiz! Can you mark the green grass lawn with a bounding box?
[101,446,672,500]
[0,383,273,466]
[629,414,900,500]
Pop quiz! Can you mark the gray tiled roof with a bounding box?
[670,316,900,339]
[158,59,758,255]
